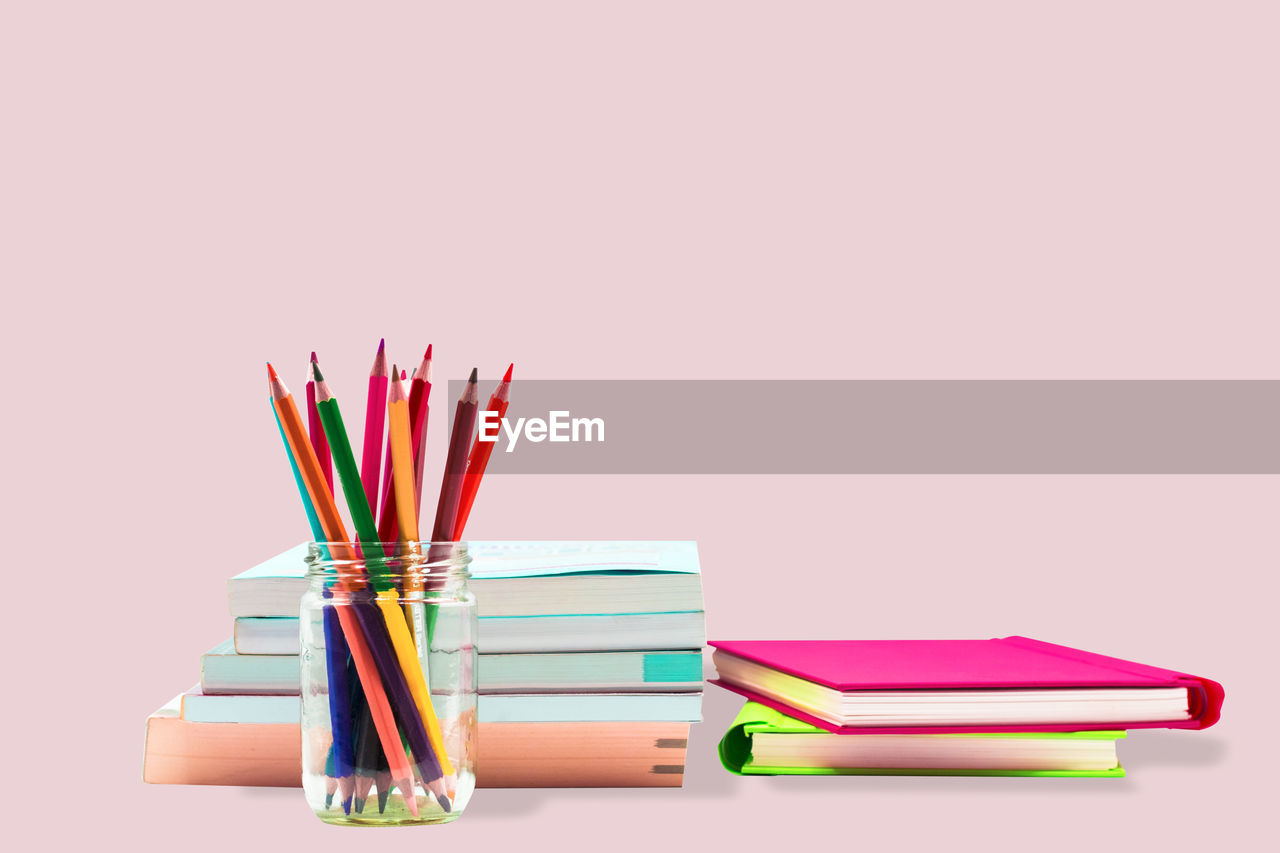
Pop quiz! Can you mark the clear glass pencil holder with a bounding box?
[300,541,477,826]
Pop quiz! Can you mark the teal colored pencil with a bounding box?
[273,398,356,812]
[273,401,324,543]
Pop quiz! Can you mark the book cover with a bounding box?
[710,637,1223,734]
[719,701,1126,777]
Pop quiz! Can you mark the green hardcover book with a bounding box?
[719,702,1125,777]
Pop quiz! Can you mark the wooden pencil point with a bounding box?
[468,367,478,384]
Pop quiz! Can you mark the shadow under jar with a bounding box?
[300,541,477,826]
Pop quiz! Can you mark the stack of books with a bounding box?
[709,637,1224,777]
[144,541,706,788]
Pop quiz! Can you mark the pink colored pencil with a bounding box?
[360,339,389,517]
[306,353,332,491]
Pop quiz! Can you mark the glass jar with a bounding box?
[300,541,477,826]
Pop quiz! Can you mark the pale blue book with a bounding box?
[178,688,703,724]
[234,611,707,655]
[180,686,301,724]
[228,541,702,618]
[200,639,299,694]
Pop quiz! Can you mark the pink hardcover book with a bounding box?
[709,636,1224,735]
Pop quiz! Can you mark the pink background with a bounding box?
[4,2,1275,850]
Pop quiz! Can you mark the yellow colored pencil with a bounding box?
[381,369,456,786]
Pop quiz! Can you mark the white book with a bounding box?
[227,541,703,618]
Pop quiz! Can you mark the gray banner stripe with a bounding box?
[447,380,1280,474]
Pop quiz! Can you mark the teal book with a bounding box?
[720,702,1125,777]
[199,643,701,694]
[179,689,703,724]
[234,611,707,655]
[479,651,703,693]
[227,541,702,618]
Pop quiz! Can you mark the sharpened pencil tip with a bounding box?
[437,793,452,813]
[425,344,432,360]
[468,367,478,383]
[401,368,407,380]
[267,363,279,382]
[310,351,317,362]
[503,363,514,383]
[378,338,385,353]
[312,360,325,382]
[353,797,365,814]
[342,796,352,815]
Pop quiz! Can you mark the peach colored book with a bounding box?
[477,721,688,788]
[143,698,301,787]
[144,700,689,788]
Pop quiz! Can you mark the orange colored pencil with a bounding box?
[268,363,421,818]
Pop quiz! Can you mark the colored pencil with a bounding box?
[375,378,400,539]
[361,339,389,515]
[273,400,352,812]
[346,643,380,814]
[306,353,333,492]
[351,673,379,813]
[453,363,513,538]
[385,368,456,789]
[268,363,422,817]
[386,368,419,543]
[376,361,422,537]
[320,592,356,813]
[411,345,433,528]
[324,747,337,809]
[312,361,454,806]
[431,368,480,542]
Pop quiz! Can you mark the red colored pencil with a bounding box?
[360,339,389,517]
[378,353,431,541]
[306,352,333,492]
[453,364,512,538]
[411,345,433,528]
[430,368,479,542]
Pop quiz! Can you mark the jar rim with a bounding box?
[304,541,471,579]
